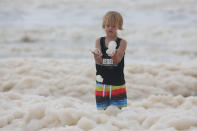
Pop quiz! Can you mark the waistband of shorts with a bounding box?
[96,82,125,87]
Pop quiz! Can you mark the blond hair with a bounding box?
[102,11,123,30]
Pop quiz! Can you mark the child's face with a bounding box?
[104,24,118,37]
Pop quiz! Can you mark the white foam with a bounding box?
[96,75,103,83]
[0,59,197,130]
[108,41,117,49]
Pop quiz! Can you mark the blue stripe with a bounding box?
[96,101,110,109]
[111,99,127,106]
[97,99,127,109]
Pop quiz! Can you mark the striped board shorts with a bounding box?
[95,82,127,110]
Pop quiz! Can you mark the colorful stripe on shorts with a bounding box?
[95,82,127,109]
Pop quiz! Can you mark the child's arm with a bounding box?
[92,38,102,64]
[112,40,127,64]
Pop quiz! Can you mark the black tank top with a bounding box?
[96,37,125,86]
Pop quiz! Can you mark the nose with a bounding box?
[109,26,113,29]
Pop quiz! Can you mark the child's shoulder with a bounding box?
[95,37,105,44]
[96,37,101,41]
[96,36,105,41]
[119,38,127,44]
[95,37,101,44]
[95,37,102,47]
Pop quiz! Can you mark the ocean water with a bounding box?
[0,0,197,131]
[0,0,197,63]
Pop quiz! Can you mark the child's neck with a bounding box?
[106,34,117,41]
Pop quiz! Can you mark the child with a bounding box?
[92,11,127,110]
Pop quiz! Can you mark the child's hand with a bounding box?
[90,48,100,54]
[90,48,102,57]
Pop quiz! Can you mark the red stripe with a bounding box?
[95,88,126,96]
[112,88,126,95]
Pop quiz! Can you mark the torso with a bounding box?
[96,37,125,86]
